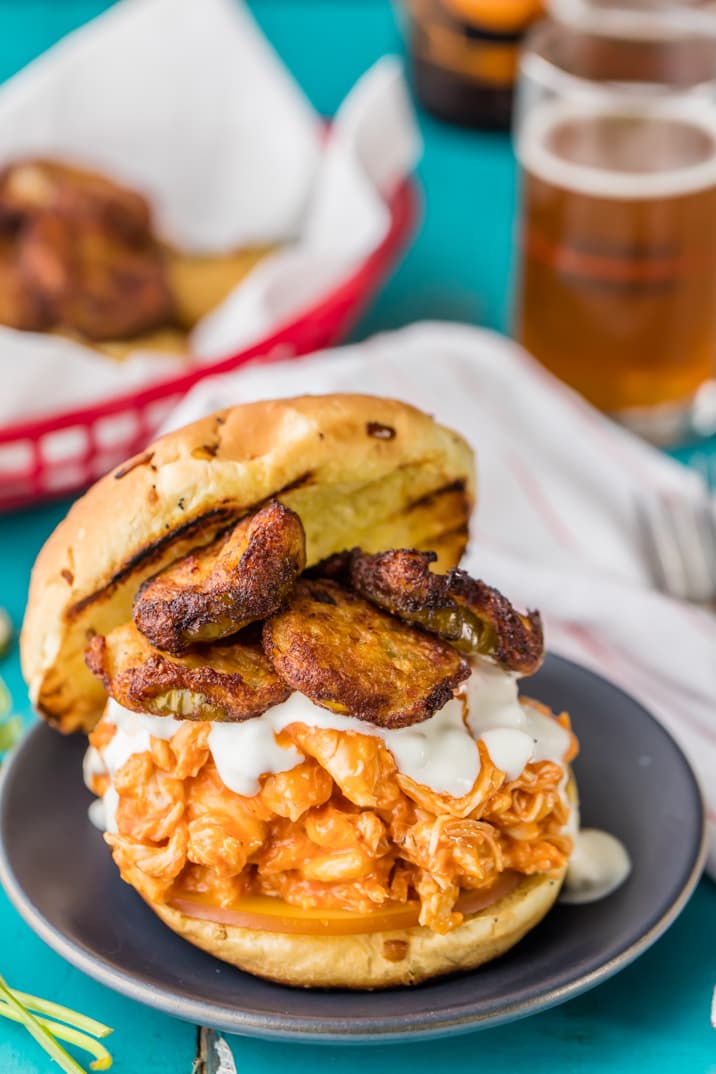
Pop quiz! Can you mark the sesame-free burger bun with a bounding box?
[21,395,475,734]
[151,870,565,990]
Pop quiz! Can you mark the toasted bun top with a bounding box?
[21,394,475,734]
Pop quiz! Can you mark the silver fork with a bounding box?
[636,476,716,606]
[193,1028,237,1074]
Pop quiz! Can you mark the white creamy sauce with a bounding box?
[383,698,478,795]
[561,828,631,904]
[82,745,105,786]
[211,695,482,797]
[208,713,304,798]
[103,723,151,776]
[84,660,630,907]
[83,702,182,833]
[85,660,572,827]
[479,728,534,782]
[88,797,108,832]
[465,661,571,780]
[103,787,120,834]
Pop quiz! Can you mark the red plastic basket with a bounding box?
[0,178,419,512]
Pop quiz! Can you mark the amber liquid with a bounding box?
[407,0,543,130]
[515,109,716,413]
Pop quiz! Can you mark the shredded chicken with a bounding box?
[89,708,577,933]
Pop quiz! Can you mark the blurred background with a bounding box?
[0,5,715,1072]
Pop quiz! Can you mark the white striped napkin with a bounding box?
[164,321,716,879]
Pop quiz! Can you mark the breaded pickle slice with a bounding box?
[262,579,469,729]
[85,622,289,722]
[349,549,544,674]
[133,501,306,654]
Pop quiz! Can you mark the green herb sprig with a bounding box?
[0,974,114,1072]
[0,608,114,1071]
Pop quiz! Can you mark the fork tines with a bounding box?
[636,488,716,606]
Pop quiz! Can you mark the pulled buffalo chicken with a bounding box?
[88,701,577,934]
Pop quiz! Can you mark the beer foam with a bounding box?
[518,97,716,200]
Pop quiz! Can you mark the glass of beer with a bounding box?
[513,0,716,443]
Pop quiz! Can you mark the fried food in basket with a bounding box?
[85,621,289,721]
[0,160,151,238]
[0,158,269,348]
[0,232,51,330]
[166,245,273,329]
[134,502,306,654]
[341,548,544,674]
[262,578,470,728]
[19,207,174,341]
[94,327,189,360]
[0,159,174,340]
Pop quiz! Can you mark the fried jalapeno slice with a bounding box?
[349,549,544,674]
[133,502,306,654]
[262,579,469,729]
[85,622,289,722]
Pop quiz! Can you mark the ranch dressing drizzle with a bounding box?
[85,707,182,832]
[207,694,478,798]
[561,829,631,904]
[464,660,571,780]
[85,659,571,823]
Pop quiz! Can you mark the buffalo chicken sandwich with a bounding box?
[21,395,578,989]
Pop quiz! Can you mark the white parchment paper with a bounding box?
[0,0,420,425]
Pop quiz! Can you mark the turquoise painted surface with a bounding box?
[0,2,714,1072]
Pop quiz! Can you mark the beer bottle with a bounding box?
[405,0,545,130]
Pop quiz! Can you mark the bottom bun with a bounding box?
[149,869,566,990]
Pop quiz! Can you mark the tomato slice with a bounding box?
[168,872,521,936]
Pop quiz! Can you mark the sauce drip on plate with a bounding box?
[561,828,631,904]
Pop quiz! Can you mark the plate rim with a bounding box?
[0,654,707,1043]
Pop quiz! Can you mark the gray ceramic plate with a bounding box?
[0,655,706,1043]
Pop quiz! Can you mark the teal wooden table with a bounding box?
[1,3,715,1072]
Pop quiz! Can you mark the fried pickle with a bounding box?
[349,549,544,674]
[133,502,306,654]
[85,622,290,722]
[262,578,469,728]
